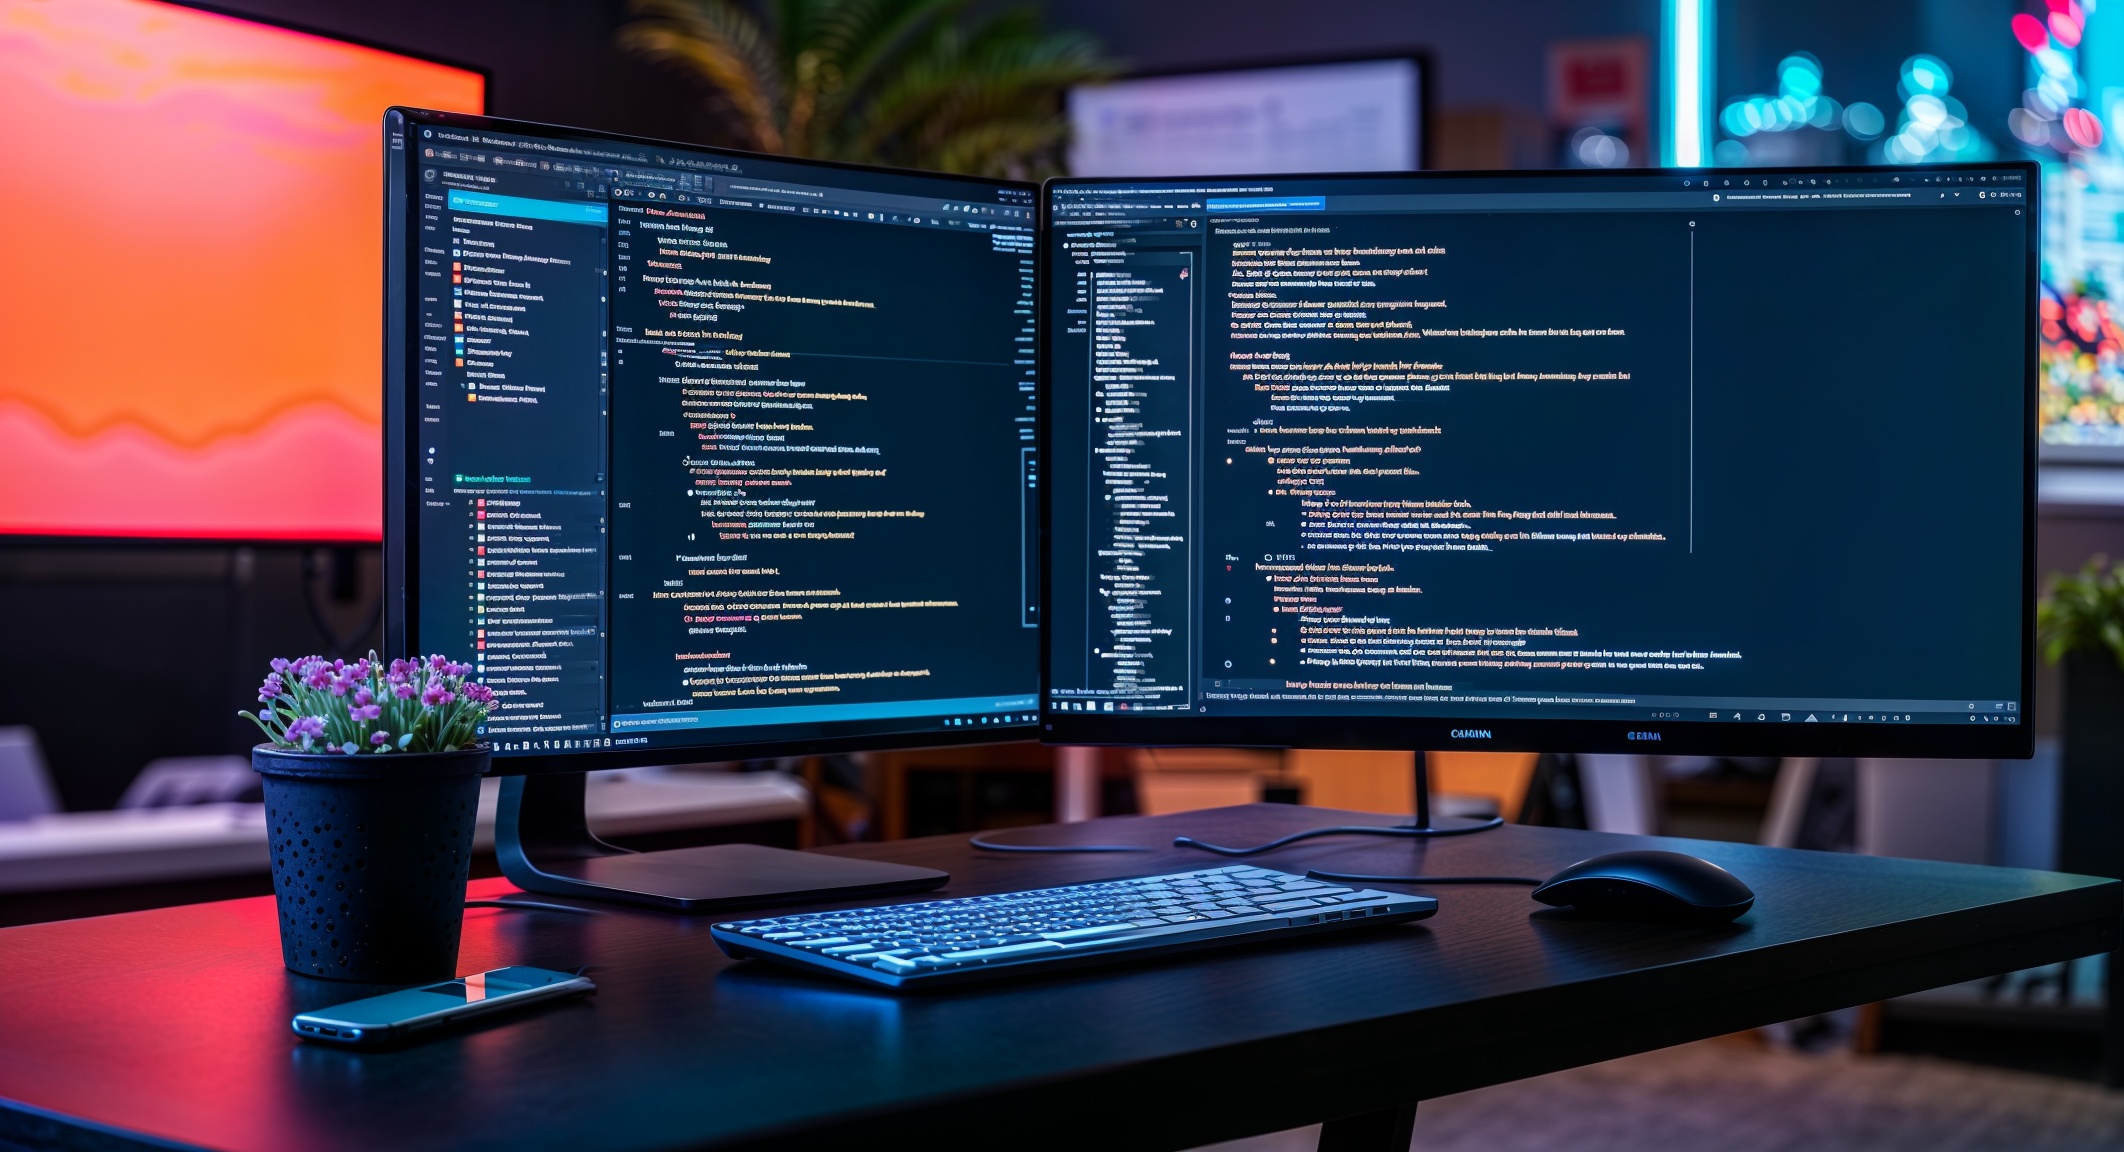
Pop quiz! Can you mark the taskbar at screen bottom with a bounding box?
[1046,690,2021,727]
[1039,711,2033,759]
[486,692,1039,757]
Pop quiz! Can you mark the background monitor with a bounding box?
[0,0,483,541]
[1041,164,2035,760]
[384,110,1041,774]
[2038,157,2124,459]
[1066,56,1426,179]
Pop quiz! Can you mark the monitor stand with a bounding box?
[1162,751,1502,859]
[493,773,949,913]
[1409,750,1470,831]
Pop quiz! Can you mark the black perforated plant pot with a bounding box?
[253,745,487,982]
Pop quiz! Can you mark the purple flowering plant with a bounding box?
[240,652,494,755]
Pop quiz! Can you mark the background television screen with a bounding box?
[1067,57,1423,178]
[2039,157,2124,455]
[0,0,483,540]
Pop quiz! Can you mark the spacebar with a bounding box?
[938,941,1066,961]
[1056,915,1279,948]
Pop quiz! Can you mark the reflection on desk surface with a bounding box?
[0,768,809,893]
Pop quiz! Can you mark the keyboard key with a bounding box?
[1263,899,1321,912]
[939,941,1065,961]
[1040,923,1143,941]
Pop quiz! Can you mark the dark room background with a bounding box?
[0,0,2063,809]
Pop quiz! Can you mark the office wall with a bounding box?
[1047,0,1660,114]
[0,0,2093,808]
[1044,0,1664,171]
[0,547,386,809]
[185,0,727,144]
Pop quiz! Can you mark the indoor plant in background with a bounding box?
[241,655,495,981]
[2038,558,2124,883]
[615,0,1113,178]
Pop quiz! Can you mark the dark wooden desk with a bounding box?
[1,805,2115,1152]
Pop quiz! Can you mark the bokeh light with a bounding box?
[2064,105,2104,148]
[1899,55,1952,99]
[1842,101,1885,139]
[2050,10,2085,46]
[2013,12,2052,51]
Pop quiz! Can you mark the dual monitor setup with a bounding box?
[383,108,2036,921]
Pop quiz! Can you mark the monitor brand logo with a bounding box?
[1450,729,1492,740]
[1627,731,1662,741]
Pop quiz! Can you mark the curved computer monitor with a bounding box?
[1040,163,2036,760]
[383,109,1042,777]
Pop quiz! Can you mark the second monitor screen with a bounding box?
[1043,168,2032,747]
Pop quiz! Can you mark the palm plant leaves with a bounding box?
[2040,556,2124,669]
[618,0,788,151]
[619,0,1113,176]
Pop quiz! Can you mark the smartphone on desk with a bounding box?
[292,966,593,1048]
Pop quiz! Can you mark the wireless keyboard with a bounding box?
[710,864,1438,988]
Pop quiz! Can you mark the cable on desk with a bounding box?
[464,898,608,915]
[1306,869,1541,886]
[968,834,1152,853]
[1171,816,1506,858]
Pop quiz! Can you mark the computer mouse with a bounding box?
[1531,850,1754,924]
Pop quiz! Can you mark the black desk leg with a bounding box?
[2108,947,2124,1088]
[1318,1103,1416,1152]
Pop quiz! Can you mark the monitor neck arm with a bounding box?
[495,772,631,882]
[1413,750,1433,831]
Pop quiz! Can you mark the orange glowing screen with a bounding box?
[0,0,483,539]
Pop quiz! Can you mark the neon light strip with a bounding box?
[1665,0,1713,167]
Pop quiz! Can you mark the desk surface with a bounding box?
[0,805,2114,1152]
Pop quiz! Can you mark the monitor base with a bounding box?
[493,772,948,912]
[1166,751,1506,857]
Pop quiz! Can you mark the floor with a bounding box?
[1198,1035,2124,1152]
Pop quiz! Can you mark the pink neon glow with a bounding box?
[2013,12,2051,52]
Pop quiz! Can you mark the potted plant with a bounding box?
[241,654,496,982]
[2038,558,2124,881]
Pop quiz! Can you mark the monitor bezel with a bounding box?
[1036,160,2039,759]
[385,108,1043,775]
